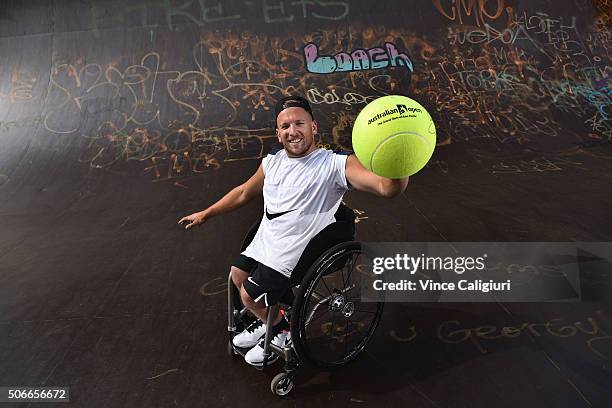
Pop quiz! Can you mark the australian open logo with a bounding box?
[368,104,421,124]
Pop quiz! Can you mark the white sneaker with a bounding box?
[232,320,266,348]
[245,331,292,366]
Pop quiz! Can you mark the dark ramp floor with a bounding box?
[1,152,612,407]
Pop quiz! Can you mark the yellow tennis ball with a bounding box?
[352,95,436,178]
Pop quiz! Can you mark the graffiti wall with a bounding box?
[0,0,610,185]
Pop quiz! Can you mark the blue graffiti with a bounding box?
[579,85,611,120]
[303,42,413,74]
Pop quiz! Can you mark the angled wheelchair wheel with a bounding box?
[291,242,384,369]
[271,372,294,397]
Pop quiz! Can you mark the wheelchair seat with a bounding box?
[239,203,356,288]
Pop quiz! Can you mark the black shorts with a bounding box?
[233,255,291,307]
[234,204,356,306]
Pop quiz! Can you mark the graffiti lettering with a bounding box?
[164,0,241,30]
[90,0,350,36]
[0,115,44,134]
[437,316,606,355]
[0,69,39,103]
[263,0,349,23]
[448,24,537,47]
[432,0,511,27]
[306,87,376,106]
[303,42,413,74]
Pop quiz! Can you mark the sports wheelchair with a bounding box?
[227,205,384,397]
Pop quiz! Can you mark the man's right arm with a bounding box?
[178,164,264,229]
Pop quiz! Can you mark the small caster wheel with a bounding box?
[228,340,238,359]
[271,372,294,397]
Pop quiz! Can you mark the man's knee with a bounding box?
[240,286,267,310]
[240,286,255,307]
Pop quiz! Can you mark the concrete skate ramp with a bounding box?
[0,0,611,406]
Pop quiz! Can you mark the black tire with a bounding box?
[270,372,294,397]
[291,242,384,369]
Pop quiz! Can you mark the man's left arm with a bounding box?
[344,154,409,198]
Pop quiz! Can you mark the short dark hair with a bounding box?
[274,95,313,128]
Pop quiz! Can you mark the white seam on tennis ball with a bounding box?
[369,131,432,171]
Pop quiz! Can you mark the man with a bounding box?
[178,95,408,366]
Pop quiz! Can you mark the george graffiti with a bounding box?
[303,42,413,74]
[387,312,612,363]
[435,315,612,359]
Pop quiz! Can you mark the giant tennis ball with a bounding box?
[352,95,436,178]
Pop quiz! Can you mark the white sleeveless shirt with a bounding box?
[241,148,349,277]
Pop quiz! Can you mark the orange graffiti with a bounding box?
[432,0,512,27]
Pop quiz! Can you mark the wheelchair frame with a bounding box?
[227,241,384,397]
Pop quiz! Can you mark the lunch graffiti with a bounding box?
[303,42,414,74]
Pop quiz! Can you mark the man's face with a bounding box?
[276,107,318,158]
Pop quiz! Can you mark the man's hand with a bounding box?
[177,165,263,231]
[178,211,207,230]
